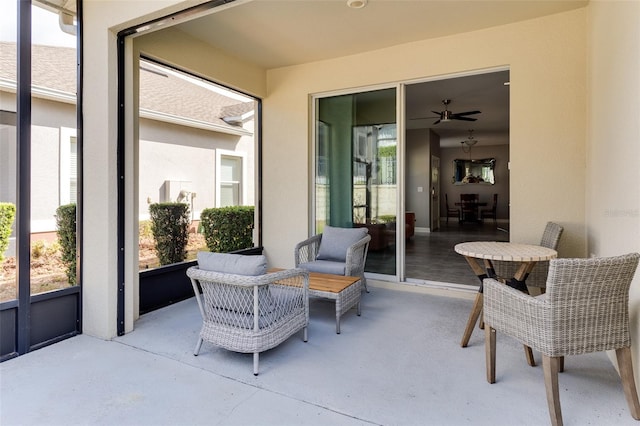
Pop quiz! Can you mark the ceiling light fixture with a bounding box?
[461,129,478,154]
[347,0,368,9]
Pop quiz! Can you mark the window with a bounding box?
[216,151,245,207]
[59,128,77,205]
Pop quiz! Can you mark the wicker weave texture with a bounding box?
[484,253,640,357]
[493,222,564,289]
[187,267,309,355]
[294,232,371,289]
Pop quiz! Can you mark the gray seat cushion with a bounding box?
[197,251,267,276]
[316,226,368,262]
[298,260,346,275]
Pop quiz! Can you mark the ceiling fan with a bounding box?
[411,99,481,125]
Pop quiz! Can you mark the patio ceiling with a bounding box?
[172,0,587,148]
[177,0,588,70]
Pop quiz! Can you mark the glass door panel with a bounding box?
[315,88,397,276]
[29,3,78,294]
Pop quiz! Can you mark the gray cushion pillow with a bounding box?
[196,252,272,314]
[197,252,267,276]
[316,225,368,262]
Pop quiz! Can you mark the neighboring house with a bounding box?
[0,42,256,252]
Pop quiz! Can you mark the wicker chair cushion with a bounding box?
[197,252,273,314]
[298,260,346,275]
[197,252,267,276]
[316,226,368,262]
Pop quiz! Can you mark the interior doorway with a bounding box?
[404,69,510,286]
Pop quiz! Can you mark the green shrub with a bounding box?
[149,202,190,266]
[55,203,77,284]
[200,206,254,253]
[139,220,153,239]
[0,202,16,263]
[377,215,396,224]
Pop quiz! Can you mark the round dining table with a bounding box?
[455,241,557,365]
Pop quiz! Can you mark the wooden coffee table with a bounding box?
[271,269,362,333]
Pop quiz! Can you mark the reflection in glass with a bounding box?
[28,4,78,294]
[316,88,397,276]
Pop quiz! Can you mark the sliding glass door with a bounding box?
[314,88,398,276]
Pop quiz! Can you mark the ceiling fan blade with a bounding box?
[453,110,481,116]
[432,119,441,125]
[431,111,442,115]
[452,116,477,121]
[408,115,440,120]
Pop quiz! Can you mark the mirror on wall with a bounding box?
[453,158,496,185]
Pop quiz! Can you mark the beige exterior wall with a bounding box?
[586,0,640,380]
[263,9,587,269]
[83,2,640,387]
[82,0,206,338]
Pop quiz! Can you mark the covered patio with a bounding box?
[1,283,635,425]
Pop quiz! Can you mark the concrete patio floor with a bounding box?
[1,282,637,426]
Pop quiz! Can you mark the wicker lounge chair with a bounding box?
[294,225,371,292]
[483,253,640,426]
[187,252,309,375]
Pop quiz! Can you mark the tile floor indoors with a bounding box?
[1,281,636,426]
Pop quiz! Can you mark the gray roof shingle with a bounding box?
[0,42,254,131]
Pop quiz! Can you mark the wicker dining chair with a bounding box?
[483,253,640,426]
[493,221,563,293]
[187,252,309,376]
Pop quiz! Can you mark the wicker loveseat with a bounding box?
[187,252,309,375]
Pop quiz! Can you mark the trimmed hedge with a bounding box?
[0,202,16,264]
[149,202,190,266]
[55,203,77,284]
[200,206,254,253]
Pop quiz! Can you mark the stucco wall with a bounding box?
[263,9,587,269]
[83,0,208,338]
[586,0,640,382]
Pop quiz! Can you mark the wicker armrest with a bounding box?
[483,278,549,348]
[294,234,322,266]
[344,234,371,276]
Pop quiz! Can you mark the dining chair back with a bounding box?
[445,194,460,224]
[494,221,563,292]
[480,194,498,224]
[460,193,479,223]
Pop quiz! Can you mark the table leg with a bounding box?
[461,292,483,347]
[460,256,489,347]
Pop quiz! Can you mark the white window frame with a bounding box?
[59,126,77,205]
[215,149,247,207]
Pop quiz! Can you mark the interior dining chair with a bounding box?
[445,194,460,224]
[459,193,479,223]
[480,193,498,225]
[483,253,640,426]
